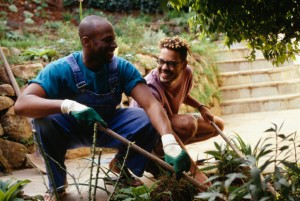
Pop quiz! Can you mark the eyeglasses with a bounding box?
[156,58,181,69]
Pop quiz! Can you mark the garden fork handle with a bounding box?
[0,45,21,97]
[210,121,278,196]
[97,123,208,192]
[211,121,244,158]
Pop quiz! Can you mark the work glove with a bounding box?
[161,134,191,179]
[61,99,107,128]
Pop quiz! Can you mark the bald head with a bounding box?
[77,15,117,68]
[78,15,112,40]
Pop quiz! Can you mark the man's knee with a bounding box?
[171,115,197,139]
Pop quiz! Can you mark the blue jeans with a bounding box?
[33,107,158,192]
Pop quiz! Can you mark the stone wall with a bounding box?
[0,53,92,175]
[0,63,35,174]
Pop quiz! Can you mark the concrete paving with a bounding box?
[1,108,300,200]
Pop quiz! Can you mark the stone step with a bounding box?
[220,65,300,86]
[216,58,292,73]
[214,40,247,50]
[214,47,264,61]
[220,78,300,100]
[221,93,300,115]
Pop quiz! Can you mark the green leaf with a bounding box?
[281,161,300,173]
[224,173,247,189]
[194,191,222,200]
[5,179,30,201]
[11,198,25,201]
[279,145,289,151]
[131,185,148,196]
[264,128,276,133]
[0,190,5,199]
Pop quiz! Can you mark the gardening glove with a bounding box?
[61,99,107,128]
[161,134,191,179]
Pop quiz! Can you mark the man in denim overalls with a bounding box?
[15,15,192,200]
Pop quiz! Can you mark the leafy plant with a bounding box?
[112,185,153,201]
[198,123,300,200]
[22,48,58,62]
[0,179,31,201]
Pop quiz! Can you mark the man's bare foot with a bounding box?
[109,157,144,187]
[191,169,212,191]
[44,191,66,201]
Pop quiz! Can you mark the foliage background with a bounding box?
[169,0,300,66]
[0,0,222,114]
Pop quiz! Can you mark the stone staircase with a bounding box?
[214,44,300,115]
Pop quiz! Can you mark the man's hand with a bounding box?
[198,105,214,122]
[61,99,107,127]
[161,134,191,179]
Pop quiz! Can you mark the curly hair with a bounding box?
[159,36,191,61]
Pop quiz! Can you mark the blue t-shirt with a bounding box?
[29,51,145,99]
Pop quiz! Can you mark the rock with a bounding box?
[0,96,14,111]
[8,4,18,13]
[0,67,10,84]
[0,148,11,174]
[0,84,15,96]
[23,11,34,18]
[65,147,91,159]
[11,63,43,80]
[0,109,32,141]
[1,47,11,57]
[10,47,22,56]
[24,18,35,25]
[5,106,16,115]
[0,139,28,169]
[0,123,3,136]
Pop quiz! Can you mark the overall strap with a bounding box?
[108,56,118,93]
[66,54,87,92]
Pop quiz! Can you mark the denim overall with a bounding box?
[33,54,157,192]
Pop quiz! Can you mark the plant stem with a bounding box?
[89,123,97,201]
[44,153,83,200]
[93,148,102,200]
[79,0,83,21]
[108,142,133,200]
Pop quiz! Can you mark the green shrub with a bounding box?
[198,123,300,200]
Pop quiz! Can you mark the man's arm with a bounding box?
[131,83,192,177]
[184,94,214,122]
[183,94,205,109]
[14,83,107,127]
[131,83,212,185]
[131,83,172,135]
[14,83,62,118]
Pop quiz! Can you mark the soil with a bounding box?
[1,0,64,29]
